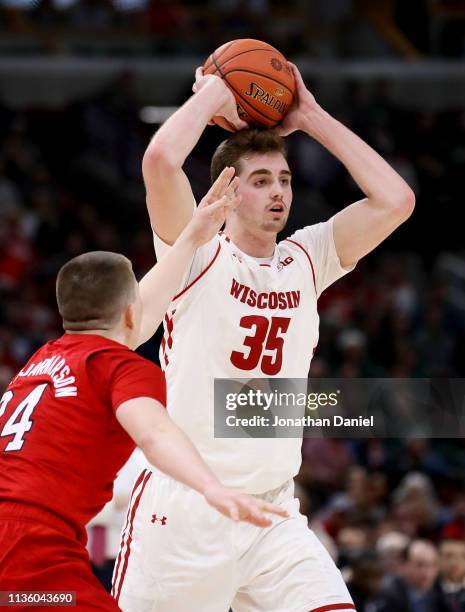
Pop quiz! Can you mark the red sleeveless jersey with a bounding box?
[0,333,165,538]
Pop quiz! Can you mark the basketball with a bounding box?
[203,39,296,131]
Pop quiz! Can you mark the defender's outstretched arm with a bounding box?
[136,168,239,347]
[117,397,288,527]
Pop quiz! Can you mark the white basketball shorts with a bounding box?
[112,469,355,612]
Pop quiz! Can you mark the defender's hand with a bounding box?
[192,67,248,131]
[204,483,289,528]
[277,63,320,137]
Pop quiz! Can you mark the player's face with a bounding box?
[234,152,292,234]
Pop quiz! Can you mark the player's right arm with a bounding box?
[116,397,288,527]
[143,72,247,245]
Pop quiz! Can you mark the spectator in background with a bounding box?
[433,539,465,611]
[442,492,465,541]
[298,438,355,509]
[347,551,387,611]
[320,466,385,540]
[380,539,440,611]
[417,305,457,376]
[377,530,411,579]
[337,523,373,569]
[391,471,444,539]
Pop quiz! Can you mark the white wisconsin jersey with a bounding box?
[154,218,353,493]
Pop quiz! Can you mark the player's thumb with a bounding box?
[228,503,240,522]
[233,117,248,130]
[225,111,247,131]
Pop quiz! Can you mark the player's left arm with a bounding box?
[116,397,288,526]
[279,64,415,268]
[136,167,239,347]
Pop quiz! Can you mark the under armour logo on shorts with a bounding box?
[151,514,167,525]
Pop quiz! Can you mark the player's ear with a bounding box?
[123,304,136,330]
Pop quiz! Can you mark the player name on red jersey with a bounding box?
[230,278,300,310]
[16,355,77,398]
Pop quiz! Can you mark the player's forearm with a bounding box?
[301,107,415,212]
[144,79,229,170]
[140,419,219,496]
[137,228,198,346]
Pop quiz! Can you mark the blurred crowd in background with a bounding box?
[298,443,465,610]
[1,75,464,383]
[1,72,465,609]
[1,0,465,59]
[1,1,465,610]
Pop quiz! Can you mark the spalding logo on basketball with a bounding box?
[203,39,296,132]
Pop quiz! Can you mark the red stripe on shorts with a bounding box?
[112,469,148,598]
[114,470,152,603]
[310,604,356,612]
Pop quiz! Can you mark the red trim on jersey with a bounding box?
[173,243,221,300]
[161,309,176,368]
[161,337,169,367]
[164,314,173,334]
[284,238,317,295]
[310,604,356,612]
[112,469,147,598]
[260,263,271,267]
[114,470,152,603]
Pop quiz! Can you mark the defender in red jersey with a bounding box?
[0,170,287,611]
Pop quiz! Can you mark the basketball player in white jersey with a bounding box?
[114,64,415,611]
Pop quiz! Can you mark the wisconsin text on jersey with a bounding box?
[16,355,77,397]
[230,278,301,310]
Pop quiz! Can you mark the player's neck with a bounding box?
[225,227,276,258]
[64,329,131,348]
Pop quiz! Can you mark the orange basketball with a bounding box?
[203,39,295,132]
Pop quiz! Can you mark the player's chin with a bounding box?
[263,217,288,233]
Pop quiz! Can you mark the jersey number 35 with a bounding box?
[230,315,290,376]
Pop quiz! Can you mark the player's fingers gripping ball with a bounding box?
[203,38,296,131]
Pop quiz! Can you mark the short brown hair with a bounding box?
[211,128,287,183]
[56,251,137,331]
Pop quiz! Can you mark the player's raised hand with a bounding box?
[192,66,248,131]
[204,483,289,528]
[277,62,319,137]
[184,166,241,246]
